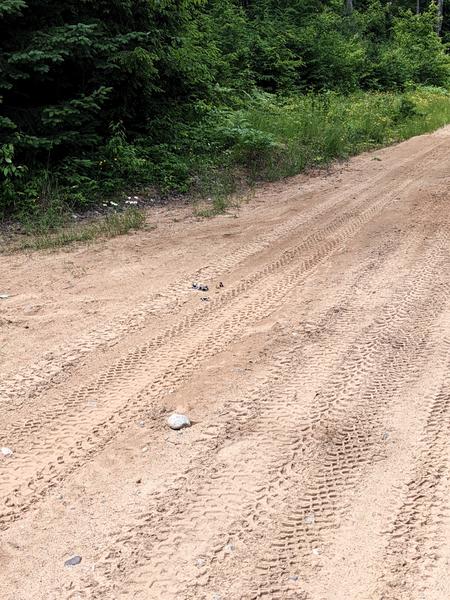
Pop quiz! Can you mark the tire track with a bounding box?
[69,224,446,600]
[0,182,354,406]
[0,138,445,409]
[0,194,380,434]
[376,348,450,600]
[5,138,442,435]
[70,233,399,600]
[197,233,450,600]
[299,316,450,600]
[0,184,403,530]
[1,130,449,600]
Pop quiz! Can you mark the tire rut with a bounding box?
[0,138,445,409]
[1,129,449,600]
[67,222,447,600]
[195,233,450,600]
[376,346,450,600]
[0,180,409,529]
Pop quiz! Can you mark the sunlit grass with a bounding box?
[8,208,146,252]
[194,86,450,215]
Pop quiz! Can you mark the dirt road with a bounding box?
[1,126,450,600]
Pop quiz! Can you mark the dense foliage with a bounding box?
[1,0,449,222]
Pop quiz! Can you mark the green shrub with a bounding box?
[374,9,450,88]
[1,0,450,223]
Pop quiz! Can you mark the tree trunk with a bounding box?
[345,0,353,15]
[437,0,444,34]
[416,0,420,14]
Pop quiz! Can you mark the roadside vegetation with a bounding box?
[185,86,450,202]
[6,208,146,252]
[1,0,450,235]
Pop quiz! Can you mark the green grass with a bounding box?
[183,86,450,214]
[7,208,146,252]
[232,87,450,181]
[193,196,231,218]
[3,86,450,228]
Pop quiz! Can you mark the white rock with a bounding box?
[167,413,191,430]
[304,512,315,525]
[1,447,13,457]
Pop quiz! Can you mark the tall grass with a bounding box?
[7,208,146,252]
[228,87,450,182]
[181,86,450,214]
[5,87,449,228]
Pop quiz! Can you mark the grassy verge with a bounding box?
[2,86,450,231]
[189,86,450,205]
[4,208,146,252]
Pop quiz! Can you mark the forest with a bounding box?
[1,0,449,230]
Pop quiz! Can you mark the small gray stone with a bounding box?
[304,513,315,525]
[289,575,299,582]
[64,555,82,567]
[195,557,206,568]
[0,294,10,300]
[24,304,42,315]
[167,413,191,430]
[1,447,13,457]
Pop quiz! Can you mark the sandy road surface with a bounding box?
[1,127,450,600]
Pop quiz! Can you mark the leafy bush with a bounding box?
[373,9,450,88]
[185,87,450,187]
[296,11,368,91]
[1,0,450,222]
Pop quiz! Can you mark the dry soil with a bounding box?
[1,126,450,600]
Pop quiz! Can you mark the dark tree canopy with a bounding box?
[0,0,449,216]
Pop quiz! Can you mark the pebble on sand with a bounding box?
[167,413,191,430]
[64,555,82,567]
[1,447,13,457]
